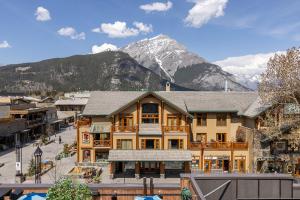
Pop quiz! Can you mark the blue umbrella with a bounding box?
[135,195,161,200]
[17,193,46,200]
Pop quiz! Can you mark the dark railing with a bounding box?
[190,142,248,150]
[93,140,111,147]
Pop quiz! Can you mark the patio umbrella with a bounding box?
[134,195,162,200]
[17,193,46,200]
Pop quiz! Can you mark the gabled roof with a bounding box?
[83,91,267,118]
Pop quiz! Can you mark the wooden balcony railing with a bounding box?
[190,142,248,150]
[163,125,189,132]
[93,140,111,147]
[112,125,137,132]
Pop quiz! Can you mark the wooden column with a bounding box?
[109,162,114,179]
[136,102,140,149]
[230,147,234,172]
[184,161,191,173]
[161,101,164,149]
[200,148,204,170]
[110,115,114,149]
[135,162,140,179]
[159,162,165,178]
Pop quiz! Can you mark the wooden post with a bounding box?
[135,162,140,179]
[110,116,114,149]
[200,148,204,170]
[230,147,234,172]
[184,161,191,173]
[160,162,165,178]
[136,102,140,149]
[109,162,114,179]
[161,101,164,149]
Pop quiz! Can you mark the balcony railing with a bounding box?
[93,140,111,147]
[112,125,137,132]
[163,125,189,132]
[190,142,248,150]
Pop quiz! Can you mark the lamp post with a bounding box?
[34,146,43,184]
[15,132,23,183]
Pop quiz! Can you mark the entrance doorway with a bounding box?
[204,157,230,173]
[140,162,160,174]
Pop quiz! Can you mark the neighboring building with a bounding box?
[76,90,265,178]
[0,97,49,143]
[252,103,300,175]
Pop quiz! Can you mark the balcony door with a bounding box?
[141,103,159,124]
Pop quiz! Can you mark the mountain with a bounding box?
[122,34,250,91]
[122,34,205,81]
[0,51,189,94]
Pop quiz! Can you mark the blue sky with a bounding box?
[0,0,300,65]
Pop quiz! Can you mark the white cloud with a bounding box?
[35,6,51,21]
[0,41,11,48]
[184,0,228,28]
[140,1,173,13]
[91,43,118,54]
[92,21,152,38]
[57,27,85,40]
[214,51,286,89]
[133,22,153,33]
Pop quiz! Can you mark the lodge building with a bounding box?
[77,89,265,178]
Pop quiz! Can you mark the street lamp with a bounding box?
[15,133,22,178]
[34,146,43,184]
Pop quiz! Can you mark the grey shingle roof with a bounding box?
[55,98,88,106]
[108,150,192,161]
[83,91,266,117]
[0,105,10,119]
[83,91,146,116]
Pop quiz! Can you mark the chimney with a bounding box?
[166,82,171,92]
[225,80,228,92]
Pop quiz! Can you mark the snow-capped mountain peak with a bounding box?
[122,34,205,81]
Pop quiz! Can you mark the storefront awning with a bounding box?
[90,122,111,133]
[108,150,192,162]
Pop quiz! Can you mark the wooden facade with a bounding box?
[77,93,253,176]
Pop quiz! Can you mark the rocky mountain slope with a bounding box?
[122,34,250,91]
[122,34,205,81]
[0,51,189,93]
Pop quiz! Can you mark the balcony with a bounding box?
[163,125,189,133]
[190,142,248,150]
[112,125,137,132]
[93,140,111,148]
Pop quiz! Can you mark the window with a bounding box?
[196,114,207,126]
[119,114,133,128]
[141,103,159,124]
[82,150,91,162]
[196,133,207,143]
[141,139,160,149]
[216,133,226,142]
[167,114,179,126]
[82,132,90,144]
[116,139,132,150]
[216,113,227,126]
[94,133,110,141]
[168,139,183,149]
[142,103,159,113]
[234,156,246,173]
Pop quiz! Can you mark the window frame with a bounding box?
[216,133,227,142]
[196,113,207,126]
[216,113,227,126]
